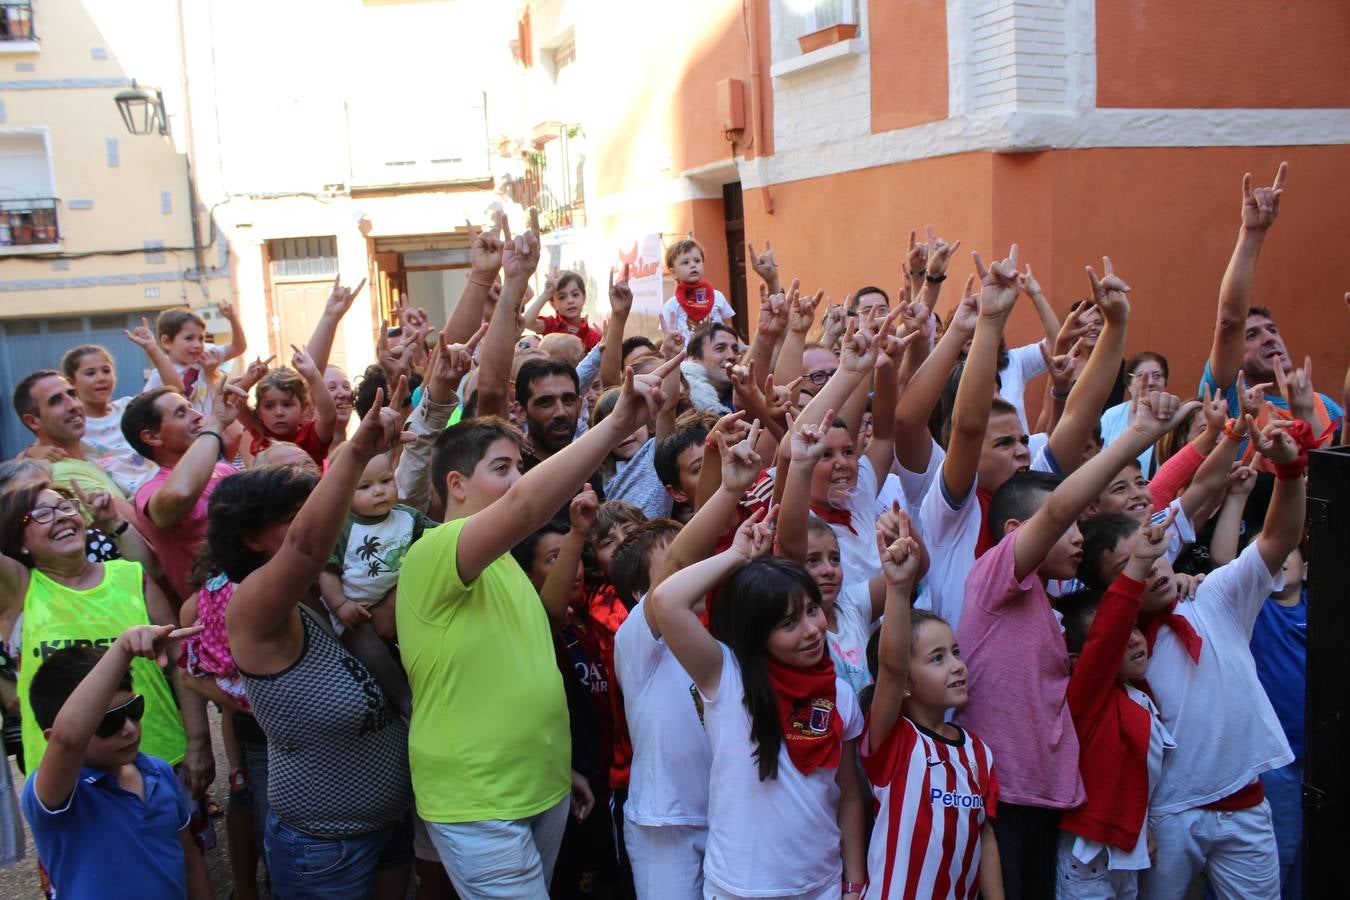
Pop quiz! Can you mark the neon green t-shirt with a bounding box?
[19,560,185,771]
[397,516,570,823]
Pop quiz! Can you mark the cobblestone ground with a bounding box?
[0,706,255,899]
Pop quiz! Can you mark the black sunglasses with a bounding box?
[95,694,144,738]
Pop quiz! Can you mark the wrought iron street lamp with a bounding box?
[114,81,167,136]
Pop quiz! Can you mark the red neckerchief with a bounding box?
[766,656,843,776]
[1141,600,1203,664]
[182,366,199,393]
[974,488,995,558]
[810,503,856,535]
[674,281,716,323]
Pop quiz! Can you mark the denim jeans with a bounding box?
[263,810,412,900]
[1260,762,1303,900]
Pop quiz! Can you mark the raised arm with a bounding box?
[600,267,633,388]
[145,380,246,530]
[290,344,336,448]
[215,299,247,363]
[227,382,412,652]
[476,213,534,418]
[944,246,1021,504]
[747,240,781,295]
[34,624,200,811]
[1015,392,1198,579]
[865,521,922,750]
[776,409,830,563]
[651,508,776,697]
[538,487,598,627]
[1210,163,1287,391]
[1046,258,1130,476]
[126,317,185,393]
[1019,264,1060,345]
[1248,417,1308,574]
[921,225,961,314]
[306,276,365,372]
[455,352,686,585]
[649,420,761,634]
[773,281,817,389]
[893,284,978,472]
[747,285,788,392]
[443,215,505,344]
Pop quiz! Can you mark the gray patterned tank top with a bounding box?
[240,606,412,837]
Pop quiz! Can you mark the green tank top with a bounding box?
[18,560,186,771]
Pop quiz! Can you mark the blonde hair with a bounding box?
[256,367,309,406]
[665,238,705,270]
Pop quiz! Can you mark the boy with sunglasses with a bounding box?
[21,624,211,899]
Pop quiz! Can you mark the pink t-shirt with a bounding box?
[134,462,237,605]
[952,526,1086,809]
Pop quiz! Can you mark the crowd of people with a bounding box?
[0,160,1342,900]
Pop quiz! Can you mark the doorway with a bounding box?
[722,182,749,340]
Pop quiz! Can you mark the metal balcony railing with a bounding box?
[0,1,35,42]
[0,198,59,246]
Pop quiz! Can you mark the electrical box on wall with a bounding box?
[717,78,746,132]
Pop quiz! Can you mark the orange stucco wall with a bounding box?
[1096,0,1350,109]
[591,0,755,199]
[869,0,948,132]
[739,146,1350,408]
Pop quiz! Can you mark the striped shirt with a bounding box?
[862,717,998,900]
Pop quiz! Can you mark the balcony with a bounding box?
[0,1,37,52]
[507,124,586,233]
[0,198,60,251]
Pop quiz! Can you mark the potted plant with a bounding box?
[798,22,859,54]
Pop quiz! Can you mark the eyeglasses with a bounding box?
[804,369,836,386]
[95,694,144,738]
[23,499,80,527]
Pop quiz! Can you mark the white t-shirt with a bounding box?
[997,341,1049,431]
[335,506,425,602]
[1146,542,1293,814]
[144,345,227,414]
[828,456,882,584]
[828,582,874,698]
[701,643,863,898]
[1099,401,1155,473]
[661,290,735,341]
[614,599,711,827]
[82,397,158,496]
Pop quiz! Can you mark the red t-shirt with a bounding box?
[539,314,602,351]
[248,419,328,467]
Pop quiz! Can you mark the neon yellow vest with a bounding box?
[18,560,185,771]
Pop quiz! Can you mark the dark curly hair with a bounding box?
[207,465,318,583]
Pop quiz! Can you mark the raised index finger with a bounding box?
[651,350,687,379]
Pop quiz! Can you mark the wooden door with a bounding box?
[274,280,348,373]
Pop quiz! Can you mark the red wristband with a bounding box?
[1274,457,1308,481]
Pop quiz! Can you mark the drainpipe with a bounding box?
[744,0,775,214]
[176,0,208,294]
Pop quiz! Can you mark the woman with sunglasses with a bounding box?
[0,482,192,785]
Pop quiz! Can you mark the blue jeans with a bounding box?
[263,811,412,900]
[1261,762,1303,900]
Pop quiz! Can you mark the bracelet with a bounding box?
[925,273,947,283]
[468,270,497,287]
[111,519,131,537]
[197,429,225,453]
[908,270,925,282]
[1051,388,1071,401]
[1222,419,1247,441]
[1274,458,1307,481]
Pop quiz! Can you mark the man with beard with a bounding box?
[515,357,606,507]
[12,370,134,521]
[1202,161,1343,465]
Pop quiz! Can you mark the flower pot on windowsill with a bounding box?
[797,23,858,54]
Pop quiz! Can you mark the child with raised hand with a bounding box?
[236,344,337,467]
[661,238,735,340]
[523,269,604,351]
[140,303,246,409]
[1056,512,1178,898]
[955,388,1199,900]
[21,623,211,900]
[864,517,1003,900]
[651,503,868,899]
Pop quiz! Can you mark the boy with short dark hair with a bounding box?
[655,423,708,522]
[21,624,211,899]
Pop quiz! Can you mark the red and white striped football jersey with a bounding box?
[862,716,998,900]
